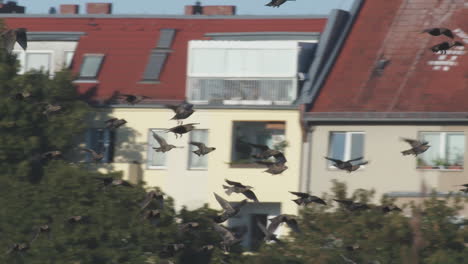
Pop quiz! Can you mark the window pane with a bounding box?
[25,53,50,73]
[189,130,209,169]
[142,52,168,81]
[419,132,441,166]
[157,29,176,49]
[148,130,167,167]
[65,51,74,68]
[329,132,345,162]
[190,48,225,75]
[446,133,464,166]
[350,133,364,160]
[79,55,104,78]
[231,122,286,164]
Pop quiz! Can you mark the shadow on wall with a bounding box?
[70,89,146,184]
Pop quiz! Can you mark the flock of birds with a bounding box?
[0,13,466,263]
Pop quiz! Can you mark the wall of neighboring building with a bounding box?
[306,125,468,202]
[86,108,302,217]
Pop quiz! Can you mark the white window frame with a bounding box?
[328,131,365,169]
[418,131,465,168]
[147,128,168,170]
[14,50,54,76]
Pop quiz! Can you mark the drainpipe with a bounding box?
[305,125,315,194]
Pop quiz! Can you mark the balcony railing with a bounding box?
[187,77,297,105]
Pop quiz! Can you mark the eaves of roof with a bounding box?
[0,14,329,19]
[304,112,468,123]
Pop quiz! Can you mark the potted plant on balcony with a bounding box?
[446,153,464,170]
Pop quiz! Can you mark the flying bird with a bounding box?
[5,243,29,255]
[67,215,86,224]
[265,0,288,8]
[459,188,468,194]
[1,28,27,53]
[36,103,62,116]
[41,150,62,161]
[241,141,282,160]
[10,91,32,101]
[79,147,103,162]
[223,179,259,202]
[178,222,200,232]
[325,156,368,172]
[30,224,51,243]
[142,209,161,224]
[165,102,195,124]
[256,160,288,175]
[190,141,216,156]
[257,220,282,243]
[268,214,300,234]
[289,191,327,206]
[140,190,164,210]
[94,177,133,189]
[380,205,402,214]
[455,184,468,188]
[152,131,181,153]
[165,123,199,138]
[213,192,247,223]
[334,199,370,212]
[421,27,454,38]
[116,93,151,105]
[401,138,430,156]
[105,118,127,130]
[212,223,242,253]
[430,41,464,54]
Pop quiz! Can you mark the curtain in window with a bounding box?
[446,133,464,165]
[189,130,208,169]
[420,133,441,166]
[329,132,346,161]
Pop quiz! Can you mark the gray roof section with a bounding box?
[304,112,468,123]
[297,0,364,105]
[0,14,328,19]
[27,32,86,41]
[386,192,467,198]
[205,32,321,41]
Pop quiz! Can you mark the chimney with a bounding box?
[86,3,112,14]
[184,1,235,16]
[60,4,79,14]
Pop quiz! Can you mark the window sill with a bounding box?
[147,166,167,170]
[417,166,463,171]
[138,80,161,84]
[73,79,99,83]
[229,163,266,169]
[187,167,208,171]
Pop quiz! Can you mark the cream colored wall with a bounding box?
[308,125,468,202]
[90,108,302,216]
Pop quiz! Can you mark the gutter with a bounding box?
[303,112,468,123]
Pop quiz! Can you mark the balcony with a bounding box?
[187,77,297,105]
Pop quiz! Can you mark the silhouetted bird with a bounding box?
[265,0,288,8]
[140,190,164,210]
[30,224,51,244]
[94,177,133,189]
[37,103,62,116]
[1,28,27,53]
[142,209,161,221]
[430,41,464,54]
[460,188,468,194]
[10,91,32,101]
[105,118,127,130]
[152,131,181,153]
[213,192,247,223]
[223,179,258,202]
[289,191,327,205]
[380,205,402,214]
[165,123,199,138]
[67,215,86,224]
[79,147,103,162]
[401,138,430,156]
[41,150,62,161]
[256,152,288,174]
[257,221,282,243]
[6,243,28,255]
[178,222,200,232]
[421,27,454,38]
[242,141,282,160]
[212,223,242,253]
[190,141,216,156]
[325,156,368,172]
[268,214,300,233]
[165,102,195,124]
[116,93,150,104]
[334,199,370,212]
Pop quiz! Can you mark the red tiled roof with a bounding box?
[3,16,326,101]
[309,0,468,112]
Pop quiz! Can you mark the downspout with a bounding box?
[305,125,314,194]
[299,104,314,193]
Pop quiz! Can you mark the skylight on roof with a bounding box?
[79,54,105,80]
